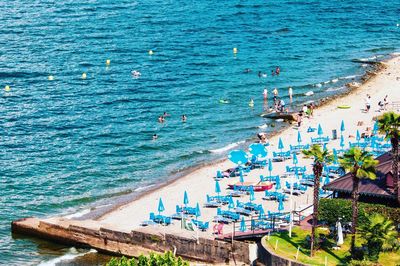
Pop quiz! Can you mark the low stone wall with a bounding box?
[258,236,307,266]
[12,217,254,265]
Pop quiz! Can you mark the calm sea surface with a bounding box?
[0,0,399,264]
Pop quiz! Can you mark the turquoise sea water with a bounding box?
[0,0,399,264]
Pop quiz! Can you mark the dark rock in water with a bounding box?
[261,112,296,121]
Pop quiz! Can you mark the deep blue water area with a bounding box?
[0,0,399,264]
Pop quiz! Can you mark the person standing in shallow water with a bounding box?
[263,88,268,100]
[288,87,293,102]
[181,114,187,122]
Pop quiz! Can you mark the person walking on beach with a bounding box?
[365,94,371,112]
[288,87,293,102]
[383,95,388,110]
[263,88,268,100]
[297,112,303,127]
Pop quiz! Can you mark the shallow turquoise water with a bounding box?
[0,0,399,264]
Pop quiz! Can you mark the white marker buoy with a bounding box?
[233,47,238,54]
[4,85,10,91]
[148,50,154,55]
[106,59,111,65]
[82,72,87,79]
[48,75,54,81]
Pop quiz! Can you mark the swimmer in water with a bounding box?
[158,116,165,123]
[153,134,158,140]
[275,66,280,75]
[131,70,141,78]
[244,68,252,73]
[182,114,187,122]
[163,112,170,118]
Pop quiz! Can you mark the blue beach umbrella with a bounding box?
[258,205,266,219]
[195,202,201,219]
[323,143,328,151]
[356,130,361,143]
[158,198,165,215]
[275,176,281,190]
[297,131,302,144]
[249,143,267,158]
[278,197,284,212]
[293,153,298,166]
[183,191,189,206]
[340,135,345,148]
[215,180,221,196]
[278,138,284,153]
[239,169,245,184]
[373,121,379,135]
[228,196,235,209]
[268,159,273,177]
[228,150,249,166]
[324,175,330,186]
[240,217,246,232]
[317,124,323,136]
[340,120,345,134]
[249,186,255,202]
[333,149,339,164]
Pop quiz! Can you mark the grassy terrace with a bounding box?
[265,227,400,266]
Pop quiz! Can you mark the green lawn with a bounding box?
[265,227,400,266]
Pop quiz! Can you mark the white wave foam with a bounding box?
[331,78,339,83]
[135,184,155,192]
[38,248,97,266]
[64,209,91,219]
[209,141,245,153]
[340,75,358,80]
[304,91,314,96]
[315,83,322,87]
[326,86,345,92]
[258,124,268,129]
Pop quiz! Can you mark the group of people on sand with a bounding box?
[296,103,315,127]
[153,113,187,140]
[262,86,294,113]
[365,94,390,113]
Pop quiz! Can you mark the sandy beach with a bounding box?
[61,55,398,239]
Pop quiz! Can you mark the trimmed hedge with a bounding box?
[106,252,189,266]
[318,198,400,226]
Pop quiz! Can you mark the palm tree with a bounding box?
[358,213,399,261]
[302,144,333,256]
[339,147,378,254]
[377,112,400,204]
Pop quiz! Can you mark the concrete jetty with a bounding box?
[12,217,257,265]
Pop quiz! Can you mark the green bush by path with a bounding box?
[318,198,400,226]
[106,251,189,266]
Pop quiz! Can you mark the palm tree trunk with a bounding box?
[391,137,399,204]
[310,163,322,257]
[351,174,360,254]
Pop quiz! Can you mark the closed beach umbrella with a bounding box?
[373,121,379,135]
[228,196,235,209]
[239,169,245,184]
[228,150,249,166]
[158,198,165,215]
[297,131,302,144]
[293,153,298,166]
[275,176,281,190]
[340,134,345,148]
[195,202,201,219]
[317,124,323,136]
[249,143,267,158]
[340,120,345,133]
[240,217,246,232]
[278,196,284,212]
[337,220,344,245]
[258,205,265,219]
[215,180,221,196]
[324,174,330,185]
[356,130,361,143]
[268,159,273,177]
[278,137,284,153]
[183,191,189,206]
[249,186,255,202]
[333,148,339,164]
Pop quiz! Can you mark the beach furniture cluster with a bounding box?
[140,120,391,239]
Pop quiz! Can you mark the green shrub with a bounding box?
[318,198,400,227]
[348,259,380,266]
[106,251,189,266]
